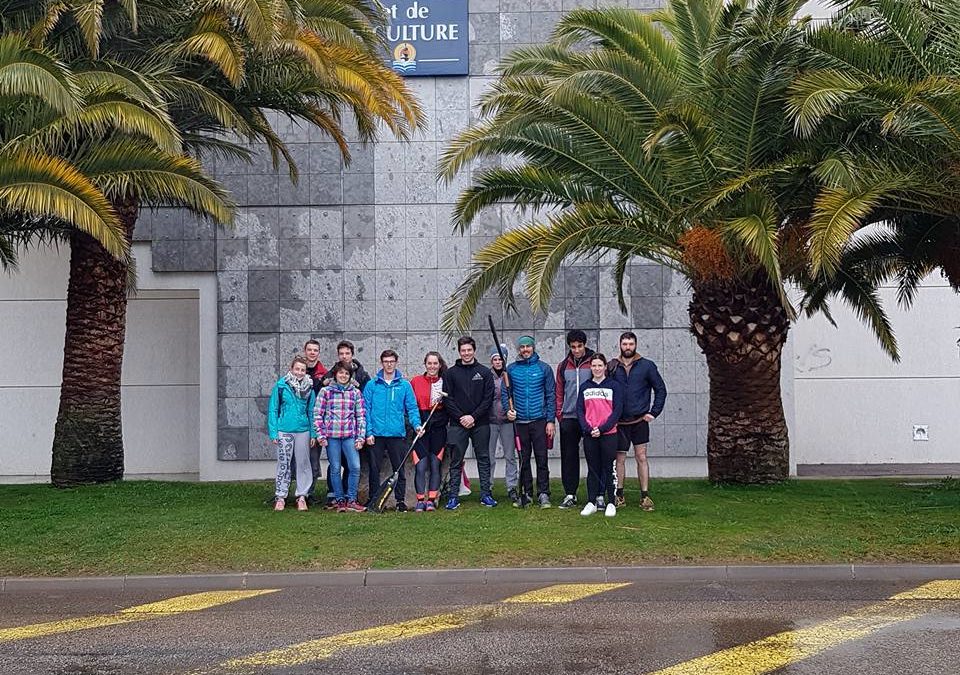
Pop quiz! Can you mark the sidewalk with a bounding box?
[3,563,960,592]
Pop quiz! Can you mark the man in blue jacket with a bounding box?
[504,335,556,508]
[607,332,667,511]
[363,349,421,511]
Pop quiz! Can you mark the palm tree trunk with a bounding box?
[50,198,138,486]
[689,276,790,484]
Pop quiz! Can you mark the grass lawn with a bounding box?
[0,479,957,577]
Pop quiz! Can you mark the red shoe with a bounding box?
[296,496,308,511]
[425,500,436,511]
[336,499,347,513]
[345,500,366,512]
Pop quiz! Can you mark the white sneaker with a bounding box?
[604,503,617,517]
[580,502,597,516]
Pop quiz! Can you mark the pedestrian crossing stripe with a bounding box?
[0,590,278,644]
[194,583,630,673]
[647,580,960,675]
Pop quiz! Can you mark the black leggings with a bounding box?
[583,432,618,503]
[414,424,446,501]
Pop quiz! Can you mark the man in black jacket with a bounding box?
[441,336,496,510]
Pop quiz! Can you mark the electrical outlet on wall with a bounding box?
[912,425,929,442]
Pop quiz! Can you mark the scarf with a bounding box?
[284,372,313,399]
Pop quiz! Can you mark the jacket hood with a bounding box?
[374,368,406,384]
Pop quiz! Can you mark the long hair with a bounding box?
[423,351,448,376]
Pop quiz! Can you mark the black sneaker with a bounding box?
[559,494,577,509]
[396,501,408,513]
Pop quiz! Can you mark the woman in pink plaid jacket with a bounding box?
[314,363,367,512]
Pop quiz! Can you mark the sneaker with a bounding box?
[324,497,337,510]
[458,483,472,497]
[559,494,577,509]
[296,496,308,511]
[414,500,427,512]
[273,498,285,511]
[345,500,366,512]
[521,493,533,508]
[480,494,498,508]
[538,493,551,509]
[336,499,347,513]
[641,496,655,512]
[445,497,460,510]
[605,503,617,517]
[580,502,597,517]
[396,501,408,513]
[615,494,626,508]
[508,489,519,507]
[425,500,436,511]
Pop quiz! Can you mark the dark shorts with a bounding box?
[617,421,650,451]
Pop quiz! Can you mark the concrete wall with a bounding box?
[0,245,210,482]
[132,0,714,475]
[792,276,960,471]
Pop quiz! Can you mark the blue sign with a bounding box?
[383,0,469,77]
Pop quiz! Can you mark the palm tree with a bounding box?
[438,0,904,484]
[4,0,422,485]
[2,4,234,485]
[788,0,960,304]
[0,33,128,268]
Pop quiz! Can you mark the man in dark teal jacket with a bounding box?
[504,335,556,508]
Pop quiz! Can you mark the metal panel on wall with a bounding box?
[384,0,468,76]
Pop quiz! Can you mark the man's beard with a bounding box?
[620,348,636,359]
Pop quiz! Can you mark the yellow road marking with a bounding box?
[648,580,960,675]
[0,590,278,644]
[199,583,629,673]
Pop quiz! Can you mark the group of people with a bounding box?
[266,330,667,518]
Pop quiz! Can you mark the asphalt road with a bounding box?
[1,579,958,674]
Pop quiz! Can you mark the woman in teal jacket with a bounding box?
[268,355,318,511]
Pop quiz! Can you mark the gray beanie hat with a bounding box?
[490,344,509,361]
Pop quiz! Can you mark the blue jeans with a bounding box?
[327,438,361,501]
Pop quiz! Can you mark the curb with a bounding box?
[2,564,959,592]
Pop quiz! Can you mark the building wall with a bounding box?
[0,246,205,481]
[792,277,960,471]
[132,0,713,473]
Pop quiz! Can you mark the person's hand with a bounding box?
[366,435,375,446]
[319,438,328,447]
[546,422,555,438]
[309,438,317,448]
[642,413,655,423]
[460,415,475,428]
[591,428,601,438]
[272,439,278,445]
[416,425,425,436]
[355,439,364,450]
[507,409,517,421]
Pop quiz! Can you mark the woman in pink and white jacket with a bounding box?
[576,354,624,517]
[314,363,367,512]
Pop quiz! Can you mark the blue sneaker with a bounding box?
[480,494,498,508]
[445,496,460,510]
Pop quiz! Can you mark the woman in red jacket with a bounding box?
[410,352,449,511]
[576,354,624,517]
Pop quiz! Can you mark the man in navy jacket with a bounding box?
[607,331,667,511]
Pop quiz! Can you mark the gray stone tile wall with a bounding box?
[138,0,710,464]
